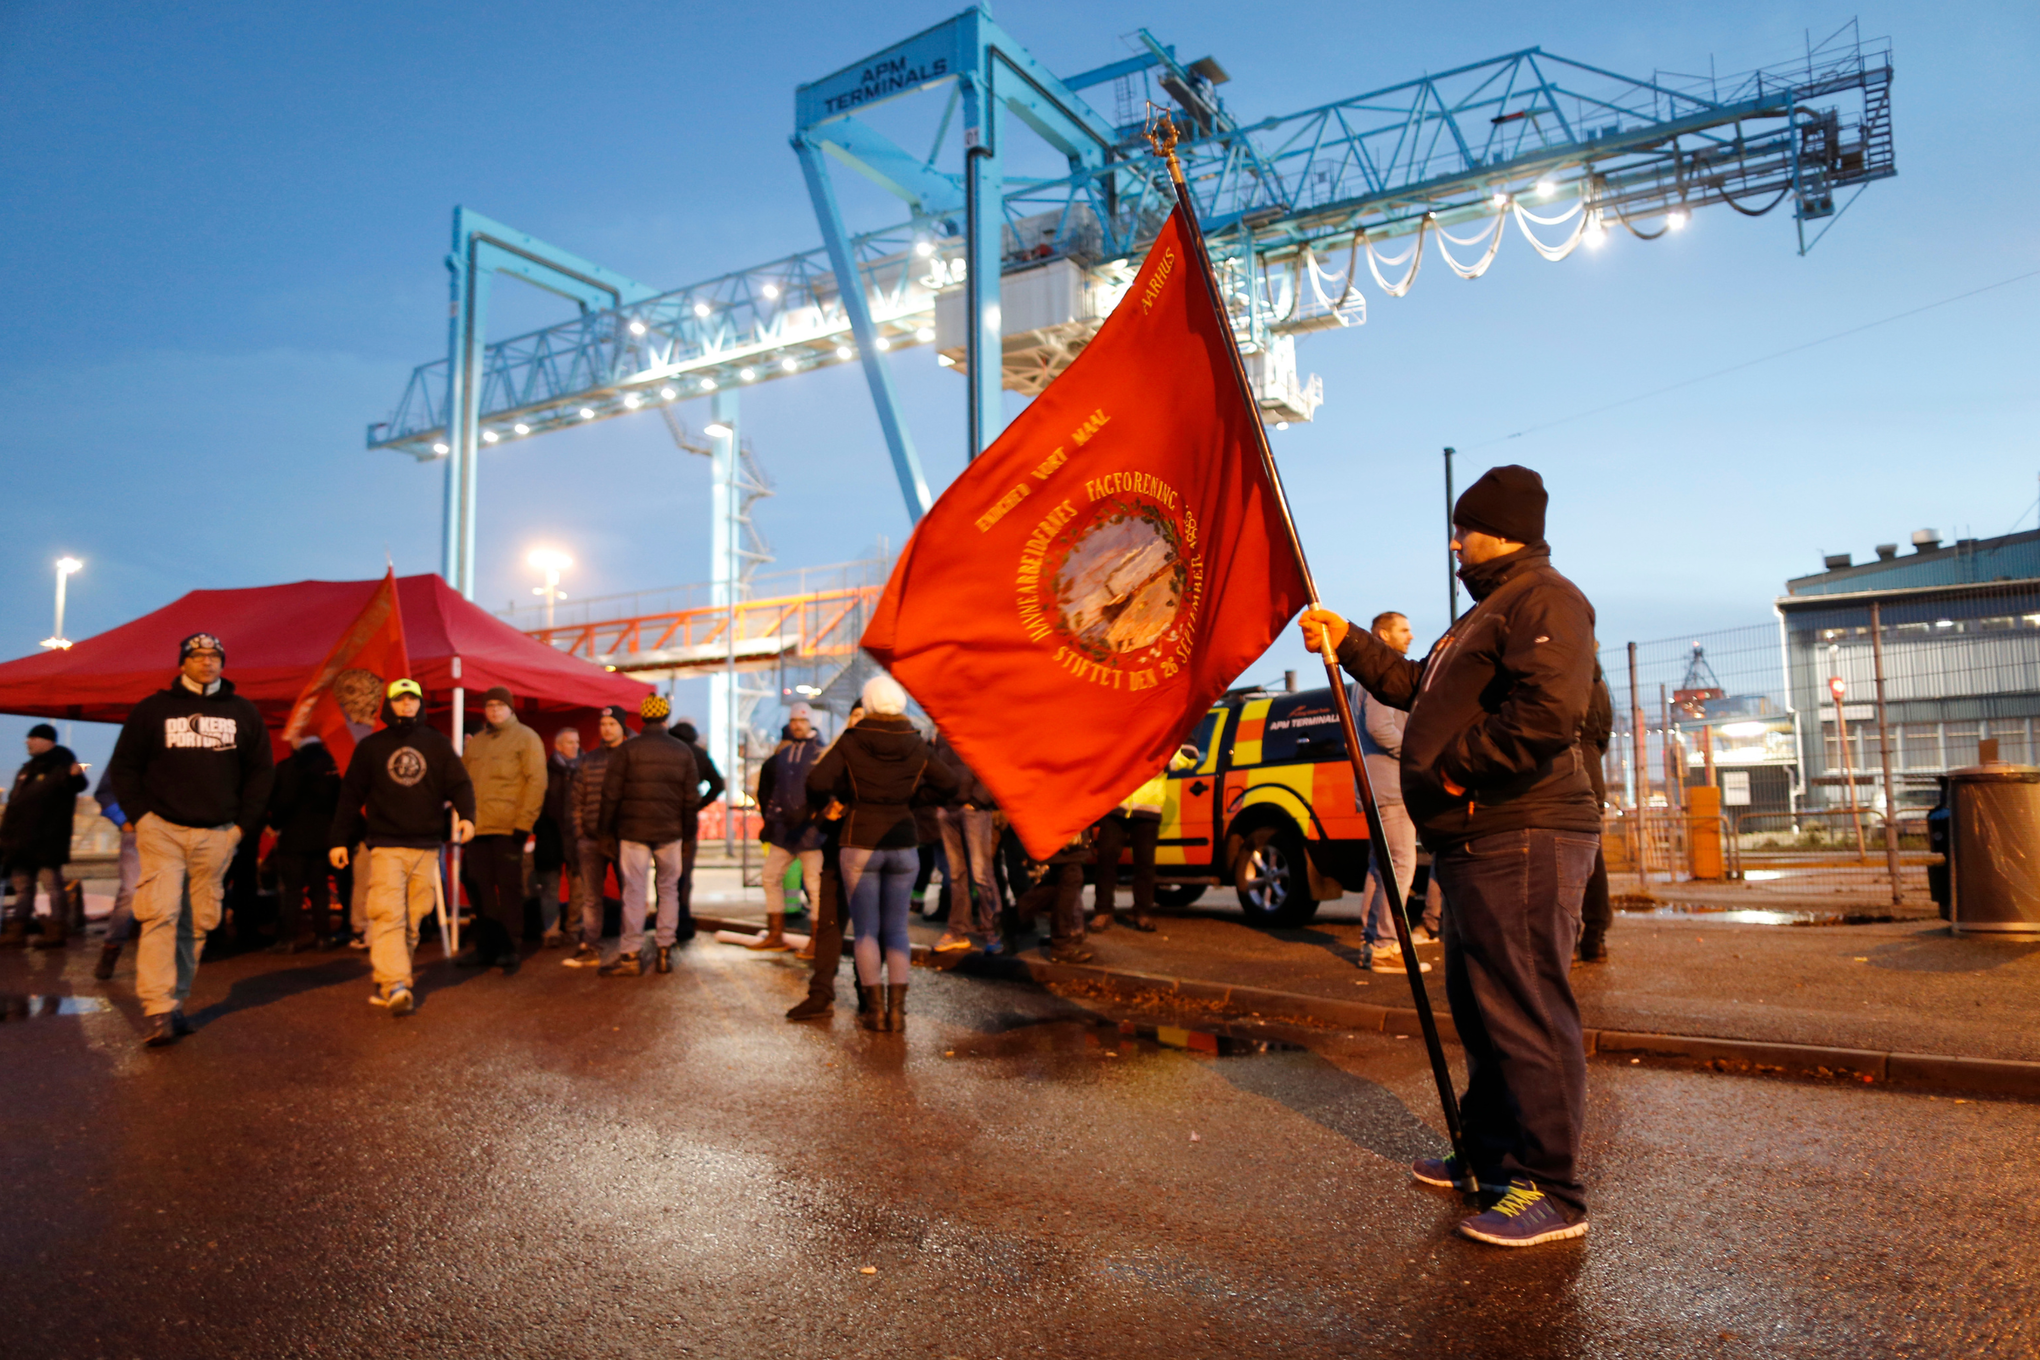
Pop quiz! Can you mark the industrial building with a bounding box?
[1778,527,2040,809]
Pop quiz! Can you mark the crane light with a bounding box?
[780,357,799,373]
[579,407,596,419]
[692,302,711,318]
[56,557,82,576]
[628,320,647,336]
[705,422,733,438]
[1490,190,1508,207]
[482,429,499,443]
[915,327,934,343]
[913,240,935,258]
[1667,207,1690,230]
[623,394,640,409]
[739,367,756,381]
[432,442,449,455]
[1536,178,1557,198]
[699,377,717,391]
[875,337,890,351]
[836,345,853,360]
[513,423,530,435]
[660,387,677,400]
[762,283,780,299]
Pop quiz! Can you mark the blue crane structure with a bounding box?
[370,11,1894,584]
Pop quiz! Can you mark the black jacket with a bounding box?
[267,742,341,857]
[330,713,476,850]
[1,744,86,868]
[599,723,700,847]
[535,749,577,869]
[670,723,725,839]
[108,678,276,837]
[1336,543,1600,850]
[1581,668,1614,809]
[568,742,618,842]
[806,715,957,850]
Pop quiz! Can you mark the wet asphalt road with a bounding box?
[2,936,2036,1359]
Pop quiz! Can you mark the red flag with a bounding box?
[281,568,411,769]
[862,208,1309,858]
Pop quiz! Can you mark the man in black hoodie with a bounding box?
[597,695,698,976]
[0,723,87,950]
[266,736,342,952]
[1302,465,1599,1249]
[329,679,475,1016]
[107,633,276,1047]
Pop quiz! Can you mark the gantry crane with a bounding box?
[368,10,1894,761]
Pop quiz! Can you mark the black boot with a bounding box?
[856,984,885,1031]
[884,984,907,1034]
[785,988,834,1021]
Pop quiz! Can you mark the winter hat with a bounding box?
[671,721,699,743]
[640,694,671,722]
[179,632,225,663]
[788,702,815,722]
[600,704,632,728]
[862,673,908,716]
[1452,464,1547,545]
[27,723,57,741]
[482,686,514,706]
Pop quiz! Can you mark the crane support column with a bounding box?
[960,69,1005,459]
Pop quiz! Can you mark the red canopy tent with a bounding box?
[0,573,649,743]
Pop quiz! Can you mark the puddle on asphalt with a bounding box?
[1619,903,1909,927]
[945,1017,1303,1062]
[0,993,113,1021]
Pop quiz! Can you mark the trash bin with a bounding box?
[1944,762,2040,936]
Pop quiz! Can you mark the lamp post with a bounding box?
[40,557,82,650]
[528,549,571,631]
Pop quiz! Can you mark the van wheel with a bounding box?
[1234,825,1318,927]
[1153,883,1206,910]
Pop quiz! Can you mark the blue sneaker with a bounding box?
[1411,1155,1495,1191]
[1457,1179,1588,1247]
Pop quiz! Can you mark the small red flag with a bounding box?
[862,208,1309,858]
[281,568,412,768]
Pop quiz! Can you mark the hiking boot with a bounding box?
[144,1013,181,1047]
[170,1008,194,1037]
[94,942,121,980]
[1089,912,1114,932]
[563,943,600,968]
[1458,1179,1589,1248]
[884,984,907,1034]
[654,946,673,975]
[383,984,415,1018]
[598,954,641,977]
[1576,934,1608,964]
[785,990,834,1022]
[1047,945,1095,965]
[1128,915,1158,933]
[934,932,974,953]
[794,943,815,962]
[746,935,793,952]
[856,984,885,1031]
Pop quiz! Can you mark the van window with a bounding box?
[1179,709,1222,769]
[1260,691,1347,764]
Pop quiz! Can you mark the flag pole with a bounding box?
[1146,112,1475,1196]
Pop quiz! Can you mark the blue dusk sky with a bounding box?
[0,0,2034,767]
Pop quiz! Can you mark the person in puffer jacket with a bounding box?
[1302,463,1598,1250]
[597,695,699,975]
[806,675,956,1033]
[561,706,629,968]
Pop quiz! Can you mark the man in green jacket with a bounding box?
[460,685,544,970]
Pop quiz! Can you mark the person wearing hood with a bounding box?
[106,633,276,1047]
[459,685,545,970]
[1302,464,1599,1249]
[266,735,342,952]
[752,702,824,951]
[596,694,699,976]
[533,724,581,948]
[563,705,629,968]
[0,723,87,950]
[666,717,723,941]
[805,675,957,1031]
[330,680,476,1016]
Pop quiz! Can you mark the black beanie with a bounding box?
[1453,464,1547,544]
[27,723,57,742]
[601,704,633,728]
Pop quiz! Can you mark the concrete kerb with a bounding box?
[692,915,2040,1100]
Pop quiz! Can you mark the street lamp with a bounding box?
[528,548,571,630]
[40,557,82,650]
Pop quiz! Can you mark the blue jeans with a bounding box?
[1433,827,1599,1218]
[616,839,685,959]
[939,808,1002,935]
[841,846,917,985]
